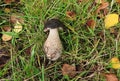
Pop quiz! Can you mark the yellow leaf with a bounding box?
[104,14,119,29]
[13,21,22,33]
[2,34,12,41]
[110,57,120,69]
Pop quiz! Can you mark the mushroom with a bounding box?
[43,19,64,61]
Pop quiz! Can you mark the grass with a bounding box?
[0,0,120,81]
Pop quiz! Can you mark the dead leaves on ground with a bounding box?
[1,13,24,42]
[82,0,119,31]
[0,0,24,68]
[62,64,76,78]
[66,11,76,21]
[10,13,24,24]
[25,46,32,55]
[2,34,12,42]
[1,0,120,80]
[96,2,109,14]
[4,0,13,4]
[116,0,120,4]
[0,44,11,68]
[101,58,120,81]
[104,73,119,81]
[1,0,24,41]
[11,13,24,33]
[2,26,12,32]
[2,26,12,41]
[4,0,20,4]
[61,63,120,80]
[86,19,96,29]
[64,0,120,80]
[13,21,23,33]
[110,57,120,69]
[104,14,119,29]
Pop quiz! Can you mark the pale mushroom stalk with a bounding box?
[43,19,64,61]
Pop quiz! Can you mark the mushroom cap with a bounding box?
[44,19,65,31]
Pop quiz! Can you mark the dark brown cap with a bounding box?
[44,19,65,29]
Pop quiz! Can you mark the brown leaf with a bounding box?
[0,48,10,68]
[25,47,32,55]
[2,26,11,32]
[116,0,120,4]
[96,2,109,14]
[4,0,13,4]
[10,13,24,24]
[66,11,76,21]
[0,55,10,67]
[104,73,119,81]
[4,0,20,4]
[2,26,12,42]
[86,19,96,29]
[62,64,76,78]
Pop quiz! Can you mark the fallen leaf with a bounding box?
[116,0,120,4]
[2,26,11,32]
[2,34,12,42]
[110,57,120,69]
[4,0,13,4]
[96,2,109,14]
[104,14,119,29]
[104,73,119,81]
[0,55,10,67]
[4,0,19,4]
[86,19,96,29]
[0,47,10,68]
[95,0,102,4]
[62,64,76,78]
[13,21,22,33]
[4,8,11,13]
[10,13,24,24]
[25,47,32,55]
[66,11,76,21]
[1,26,12,41]
[99,2,109,10]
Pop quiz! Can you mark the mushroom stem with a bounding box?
[44,28,63,61]
[47,28,60,41]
